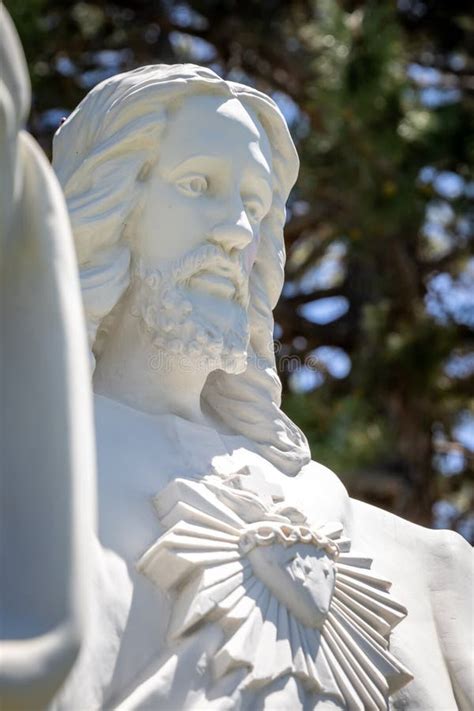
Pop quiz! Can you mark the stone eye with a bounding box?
[176,175,208,197]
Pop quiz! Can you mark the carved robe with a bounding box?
[53,395,472,710]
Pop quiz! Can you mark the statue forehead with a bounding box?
[159,93,273,168]
[169,94,261,135]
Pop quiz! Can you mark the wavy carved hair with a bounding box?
[53,64,310,476]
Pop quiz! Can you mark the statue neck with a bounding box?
[92,301,211,426]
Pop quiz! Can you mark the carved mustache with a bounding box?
[133,243,250,308]
[175,244,249,306]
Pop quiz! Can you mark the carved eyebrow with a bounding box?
[165,154,223,179]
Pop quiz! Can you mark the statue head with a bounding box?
[53,64,310,476]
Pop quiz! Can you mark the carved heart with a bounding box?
[247,542,336,629]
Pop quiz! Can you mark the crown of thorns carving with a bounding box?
[239,521,341,558]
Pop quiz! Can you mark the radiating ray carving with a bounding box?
[138,476,414,708]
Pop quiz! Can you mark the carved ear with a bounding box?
[137,161,153,182]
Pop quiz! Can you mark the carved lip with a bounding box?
[190,270,236,300]
[190,258,247,304]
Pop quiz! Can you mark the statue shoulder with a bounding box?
[350,495,472,561]
[349,498,473,710]
[423,527,473,710]
[424,523,473,562]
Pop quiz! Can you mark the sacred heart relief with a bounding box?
[138,470,413,710]
[241,524,337,630]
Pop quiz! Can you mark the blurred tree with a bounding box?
[8,0,473,539]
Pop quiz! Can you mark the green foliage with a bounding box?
[283,391,394,474]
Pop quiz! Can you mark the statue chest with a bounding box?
[56,437,458,711]
[135,468,416,711]
[60,403,458,711]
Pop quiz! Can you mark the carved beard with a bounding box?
[131,245,251,375]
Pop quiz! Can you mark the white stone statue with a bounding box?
[48,64,473,711]
[2,14,472,707]
[0,8,95,709]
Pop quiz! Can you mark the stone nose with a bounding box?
[210,211,254,253]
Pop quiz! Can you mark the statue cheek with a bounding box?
[243,234,260,273]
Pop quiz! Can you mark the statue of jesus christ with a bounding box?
[46,64,474,710]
